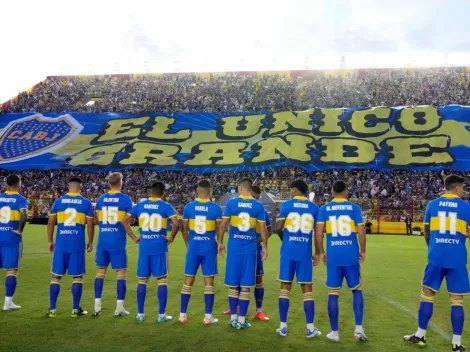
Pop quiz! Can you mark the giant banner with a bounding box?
[1,106,470,172]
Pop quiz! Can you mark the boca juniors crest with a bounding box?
[0,114,83,163]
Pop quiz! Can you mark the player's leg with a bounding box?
[69,251,87,317]
[254,246,269,321]
[2,243,22,310]
[237,252,256,329]
[155,252,172,323]
[136,254,150,322]
[404,263,441,346]
[225,252,241,325]
[111,250,128,316]
[93,247,109,315]
[345,264,367,341]
[201,252,218,325]
[299,259,320,338]
[447,266,470,351]
[276,255,295,336]
[179,251,198,323]
[326,264,343,342]
[48,249,66,317]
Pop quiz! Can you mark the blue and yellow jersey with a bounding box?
[0,191,28,246]
[424,194,470,268]
[183,198,222,256]
[50,193,94,253]
[317,198,364,266]
[95,191,133,251]
[278,196,319,261]
[256,209,271,244]
[223,195,266,254]
[129,198,176,256]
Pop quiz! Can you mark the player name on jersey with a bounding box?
[438,201,458,208]
[61,198,83,204]
[326,204,353,211]
[0,197,17,203]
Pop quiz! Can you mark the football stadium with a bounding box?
[2,1,470,351]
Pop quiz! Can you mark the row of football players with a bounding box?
[0,173,468,351]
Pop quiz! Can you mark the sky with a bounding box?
[2,0,470,103]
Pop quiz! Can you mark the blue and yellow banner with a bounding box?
[1,106,470,172]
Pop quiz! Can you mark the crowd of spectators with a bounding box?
[3,67,470,113]
[0,168,462,221]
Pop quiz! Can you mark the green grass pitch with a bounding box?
[0,226,466,352]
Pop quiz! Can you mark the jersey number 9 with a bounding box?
[329,215,352,237]
[286,212,314,234]
[0,206,11,224]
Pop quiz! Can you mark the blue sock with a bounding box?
[228,288,239,315]
[94,276,104,299]
[157,279,168,315]
[137,282,147,314]
[255,283,264,310]
[117,276,126,300]
[49,277,61,310]
[303,292,315,324]
[239,290,250,317]
[204,286,215,314]
[352,289,364,325]
[71,278,83,310]
[451,298,464,335]
[279,289,290,324]
[418,292,434,330]
[5,274,17,297]
[328,293,339,331]
[180,285,192,314]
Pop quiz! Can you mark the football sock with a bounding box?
[279,289,290,324]
[416,290,434,337]
[94,273,105,299]
[71,277,83,310]
[5,271,17,298]
[238,290,250,319]
[451,297,464,344]
[303,292,315,325]
[180,285,192,314]
[157,278,168,315]
[49,276,61,310]
[228,288,239,319]
[136,279,147,315]
[204,286,215,314]
[255,283,264,311]
[352,289,364,326]
[328,290,340,332]
[116,274,126,301]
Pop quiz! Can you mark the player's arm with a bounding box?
[357,223,366,263]
[217,217,229,256]
[86,201,95,252]
[17,209,28,235]
[258,220,269,260]
[423,203,431,246]
[47,214,56,253]
[314,206,326,265]
[276,202,287,237]
[182,220,189,247]
[168,215,179,241]
[121,213,137,238]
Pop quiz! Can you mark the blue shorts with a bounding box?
[256,245,264,276]
[422,263,470,295]
[95,248,127,270]
[225,252,256,287]
[326,263,361,289]
[278,255,312,284]
[52,250,85,276]
[184,251,217,277]
[0,243,22,270]
[137,252,168,278]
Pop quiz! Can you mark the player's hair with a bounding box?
[252,185,261,194]
[290,179,308,194]
[6,174,21,187]
[151,181,165,196]
[238,178,253,191]
[69,177,82,184]
[198,179,211,189]
[107,172,123,187]
[332,180,347,194]
[444,174,466,191]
